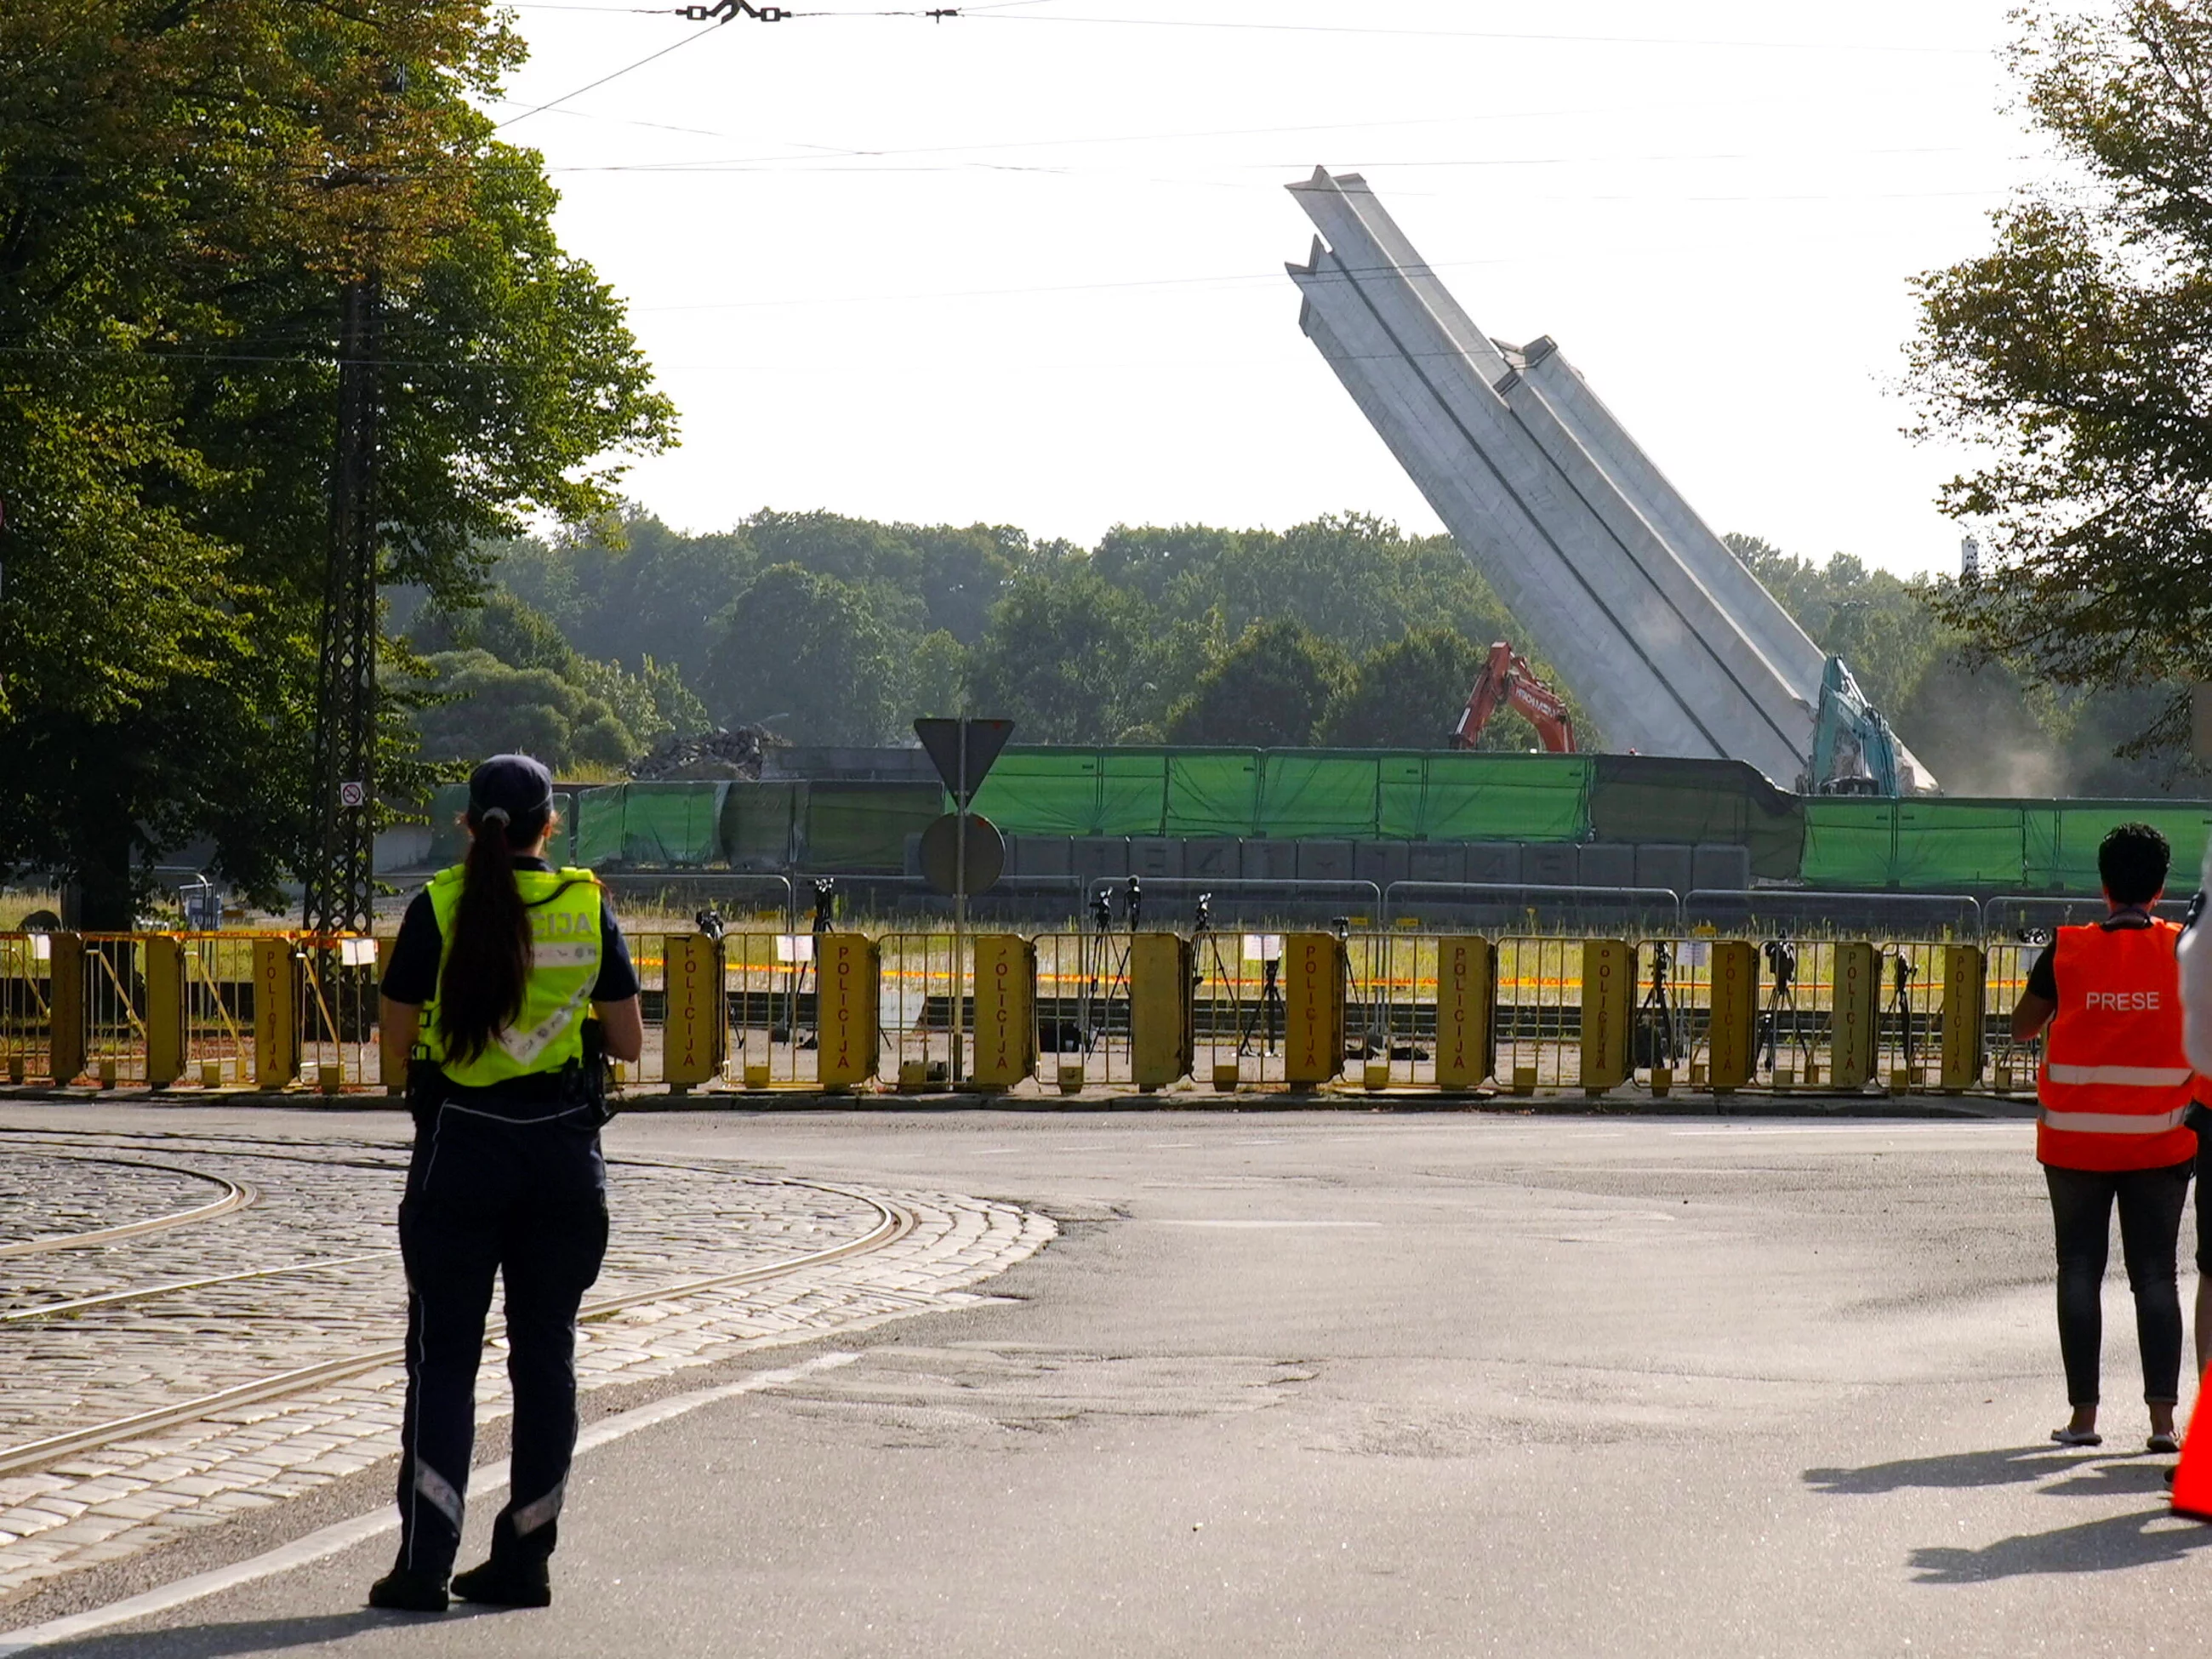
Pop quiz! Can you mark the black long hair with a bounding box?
[435,803,553,1065]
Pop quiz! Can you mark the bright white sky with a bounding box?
[492,0,2040,577]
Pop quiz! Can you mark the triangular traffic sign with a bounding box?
[914,718,1015,801]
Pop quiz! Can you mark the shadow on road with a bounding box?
[1804,1445,2150,1495]
[27,1605,509,1656]
[1908,1507,2212,1582]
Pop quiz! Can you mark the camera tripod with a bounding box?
[1636,943,1681,1069]
[1888,950,1918,1071]
[1759,938,1810,1075]
[1082,882,1136,1055]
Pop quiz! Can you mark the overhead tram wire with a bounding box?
[491,0,1004,131]
[963,10,1987,55]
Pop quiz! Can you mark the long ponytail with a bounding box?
[435,804,551,1065]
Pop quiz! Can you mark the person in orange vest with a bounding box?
[2011,822,2196,1452]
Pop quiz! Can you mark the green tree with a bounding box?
[964,569,1166,742]
[704,565,902,744]
[1320,630,1489,750]
[413,651,636,770]
[1906,0,2212,765]
[903,631,970,721]
[1165,620,1348,747]
[0,0,672,922]
[499,511,753,687]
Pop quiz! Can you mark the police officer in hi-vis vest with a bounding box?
[369,755,643,1613]
[2012,822,2196,1454]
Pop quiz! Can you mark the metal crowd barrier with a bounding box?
[0,921,2112,1101]
[0,930,388,1092]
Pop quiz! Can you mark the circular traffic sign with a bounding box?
[919,812,1005,896]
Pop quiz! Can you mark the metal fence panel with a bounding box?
[0,933,53,1084]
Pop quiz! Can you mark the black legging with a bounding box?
[2044,1160,2193,1408]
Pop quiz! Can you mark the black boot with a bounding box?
[368,1564,449,1613]
[451,1554,551,1608]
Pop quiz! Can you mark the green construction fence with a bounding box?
[426,784,574,868]
[1800,798,2212,892]
[537,753,2212,892]
[967,748,1593,842]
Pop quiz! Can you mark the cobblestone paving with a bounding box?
[0,1156,222,1250]
[0,1129,1052,1608]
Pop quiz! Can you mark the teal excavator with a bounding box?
[1808,656,1909,795]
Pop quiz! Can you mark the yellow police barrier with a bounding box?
[378,938,405,1092]
[252,937,297,1089]
[144,935,185,1090]
[664,932,722,1091]
[1829,942,1878,1090]
[1285,932,1345,1088]
[816,934,878,1090]
[1129,932,1193,1092]
[47,932,85,1086]
[972,934,1035,1090]
[1706,940,1759,1092]
[1941,944,1987,1093]
[1434,936,1494,1091]
[1580,940,1632,1093]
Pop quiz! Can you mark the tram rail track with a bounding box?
[0,1177,914,1479]
[1,1253,393,1324]
[0,1160,255,1259]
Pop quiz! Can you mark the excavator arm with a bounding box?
[1453,641,1577,754]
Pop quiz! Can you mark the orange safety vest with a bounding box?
[2038,919,2197,1171]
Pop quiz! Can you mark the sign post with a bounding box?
[914,718,1014,1086]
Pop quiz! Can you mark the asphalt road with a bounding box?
[21,1107,2212,1657]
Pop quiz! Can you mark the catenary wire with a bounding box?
[963,9,1990,55]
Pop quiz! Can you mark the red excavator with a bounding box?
[1452,641,1577,753]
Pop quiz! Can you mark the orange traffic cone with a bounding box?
[2173,1359,2212,1521]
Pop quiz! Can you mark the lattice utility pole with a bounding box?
[301,273,383,936]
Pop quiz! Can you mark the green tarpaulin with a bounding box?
[719,781,801,871]
[1588,755,1804,880]
[968,750,1113,836]
[966,747,1591,843]
[1794,798,2209,892]
[1096,750,1169,836]
[428,785,572,867]
[1254,751,1381,839]
[569,783,724,868]
[1388,753,1591,842]
[800,782,942,871]
[2027,804,2212,893]
[1163,750,1262,837]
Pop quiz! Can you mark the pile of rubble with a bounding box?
[628,725,778,781]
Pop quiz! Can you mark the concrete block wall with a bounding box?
[1465,844,1524,886]
[1297,841,1356,884]
[1408,844,1467,886]
[1633,844,1695,896]
[1130,838,1183,880]
[1579,843,1636,889]
[1186,839,1240,880]
[1693,843,1753,892]
[1355,841,1411,892]
[1523,844,1578,887]
[1072,838,1129,883]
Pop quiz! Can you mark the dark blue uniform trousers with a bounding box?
[396,1099,608,1576]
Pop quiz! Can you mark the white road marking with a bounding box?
[1669,1123,2022,1137]
[1158,1220,1382,1229]
[0,1352,860,1655]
